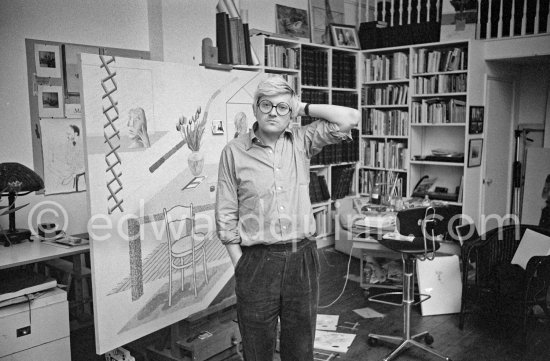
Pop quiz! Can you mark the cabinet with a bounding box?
[0,288,71,361]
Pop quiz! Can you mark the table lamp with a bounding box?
[0,162,44,246]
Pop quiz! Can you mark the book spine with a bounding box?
[216,12,232,64]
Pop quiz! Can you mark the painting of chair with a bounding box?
[163,203,209,306]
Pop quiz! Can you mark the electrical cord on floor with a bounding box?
[318,245,355,309]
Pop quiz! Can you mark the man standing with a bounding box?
[216,76,360,360]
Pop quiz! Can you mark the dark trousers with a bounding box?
[235,239,320,361]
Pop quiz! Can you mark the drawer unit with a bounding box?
[0,287,70,360]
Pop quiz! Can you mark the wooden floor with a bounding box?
[71,246,550,361]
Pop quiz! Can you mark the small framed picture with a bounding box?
[467,139,483,168]
[34,43,61,78]
[330,24,360,49]
[38,85,64,118]
[469,106,484,134]
[211,120,225,135]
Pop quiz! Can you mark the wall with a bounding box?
[0,0,149,234]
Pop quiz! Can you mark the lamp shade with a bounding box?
[0,162,44,194]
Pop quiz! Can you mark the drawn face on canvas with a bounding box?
[127,107,150,148]
[254,94,292,138]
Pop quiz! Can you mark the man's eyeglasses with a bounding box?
[257,100,292,116]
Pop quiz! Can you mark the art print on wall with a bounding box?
[34,43,62,78]
[275,4,311,41]
[38,85,64,118]
[40,118,86,194]
[469,106,484,134]
[467,138,483,168]
[80,53,263,353]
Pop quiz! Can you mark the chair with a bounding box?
[367,206,452,361]
[459,224,550,343]
[163,204,209,306]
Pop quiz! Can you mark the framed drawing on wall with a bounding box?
[467,138,483,168]
[34,43,61,78]
[330,24,360,49]
[275,4,311,41]
[38,85,64,118]
[469,106,484,134]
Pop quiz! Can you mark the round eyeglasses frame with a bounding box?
[257,99,292,116]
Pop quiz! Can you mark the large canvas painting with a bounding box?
[80,53,262,353]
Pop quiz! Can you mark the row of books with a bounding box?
[362,52,409,82]
[264,44,300,69]
[311,129,360,166]
[332,52,357,89]
[362,84,409,105]
[301,48,328,87]
[411,98,466,124]
[331,165,356,200]
[216,12,254,65]
[332,91,358,108]
[362,108,409,136]
[359,169,407,196]
[412,47,467,74]
[301,89,329,105]
[363,139,409,170]
[413,73,467,94]
[309,172,331,203]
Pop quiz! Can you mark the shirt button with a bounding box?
[268,150,273,154]
[282,226,287,230]
[277,186,282,191]
[279,206,284,211]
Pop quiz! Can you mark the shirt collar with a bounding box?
[245,122,293,150]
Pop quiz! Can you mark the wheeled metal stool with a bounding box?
[367,207,452,361]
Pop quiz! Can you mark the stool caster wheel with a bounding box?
[424,333,434,345]
[368,337,378,347]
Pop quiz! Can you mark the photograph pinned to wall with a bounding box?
[467,138,483,168]
[309,0,345,45]
[275,4,311,41]
[38,85,64,118]
[34,43,61,78]
[62,44,99,95]
[469,106,484,134]
[40,117,86,194]
[211,120,225,135]
[330,24,360,49]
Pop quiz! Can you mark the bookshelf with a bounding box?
[359,45,411,202]
[359,40,479,218]
[408,40,470,207]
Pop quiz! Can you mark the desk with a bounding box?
[0,240,89,270]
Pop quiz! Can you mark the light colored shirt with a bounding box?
[216,120,351,246]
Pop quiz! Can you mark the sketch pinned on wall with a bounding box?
[38,85,64,118]
[62,44,99,95]
[80,53,264,353]
[40,118,86,194]
[34,43,61,78]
